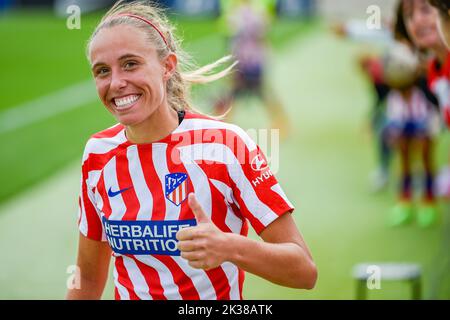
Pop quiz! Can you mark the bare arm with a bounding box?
[227,213,317,289]
[177,194,317,290]
[65,233,112,300]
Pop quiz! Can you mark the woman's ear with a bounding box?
[163,53,178,80]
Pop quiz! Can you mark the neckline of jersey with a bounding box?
[121,110,191,147]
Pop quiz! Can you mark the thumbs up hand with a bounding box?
[176,193,230,270]
[188,192,211,224]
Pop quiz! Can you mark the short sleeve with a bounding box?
[227,130,295,234]
[77,149,106,242]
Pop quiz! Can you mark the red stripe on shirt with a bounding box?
[97,172,112,219]
[115,256,140,300]
[82,141,130,172]
[115,151,140,220]
[205,267,231,300]
[238,268,245,300]
[154,255,200,300]
[133,257,167,300]
[80,174,103,240]
[92,124,125,139]
[137,145,166,220]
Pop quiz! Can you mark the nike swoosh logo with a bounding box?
[108,186,132,198]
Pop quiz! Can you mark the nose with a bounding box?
[110,70,127,92]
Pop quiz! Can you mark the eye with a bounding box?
[94,67,110,77]
[124,61,138,69]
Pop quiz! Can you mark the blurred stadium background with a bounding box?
[0,0,448,299]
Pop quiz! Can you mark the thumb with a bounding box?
[188,193,210,224]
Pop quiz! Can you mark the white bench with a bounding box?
[352,263,422,299]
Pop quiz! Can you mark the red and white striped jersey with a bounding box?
[77,111,294,300]
[386,87,432,124]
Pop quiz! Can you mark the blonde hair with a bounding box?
[87,0,237,114]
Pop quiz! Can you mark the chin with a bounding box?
[114,115,141,127]
[117,113,154,128]
[420,36,441,49]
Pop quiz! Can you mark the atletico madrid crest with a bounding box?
[165,173,189,206]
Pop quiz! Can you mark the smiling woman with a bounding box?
[86,2,236,143]
[89,23,178,136]
[66,0,317,300]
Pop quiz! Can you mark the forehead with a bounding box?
[89,24,154,63]
[403,0,431,13]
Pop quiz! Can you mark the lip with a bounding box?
[418,29,432,38]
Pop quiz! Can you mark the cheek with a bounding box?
[95,79,110,103]
[406,20,419,39]
[143,75,166,97]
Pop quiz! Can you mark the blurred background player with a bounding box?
[397,0,450,207]
[382,41,439,227]
[333,2,442,205]
[332,18,395,192]
[215,0,291,137]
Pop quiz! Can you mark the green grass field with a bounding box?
[0,10,448,300]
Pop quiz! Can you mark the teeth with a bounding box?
[114,94,140,108]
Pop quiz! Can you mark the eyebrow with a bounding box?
[91,54,143,70]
